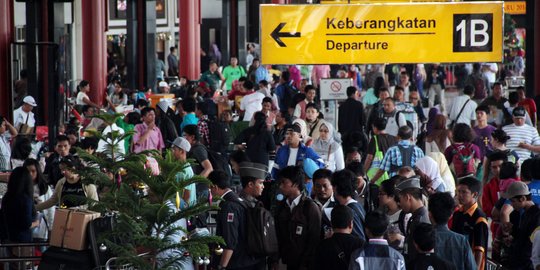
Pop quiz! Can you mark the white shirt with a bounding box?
[482,63,498,83]
[0,132,11,170]
[288,148,299,166]
[13,107,36,129]
[76,91,90,105]
[448,95,477,126]
[383,110,407,137]
[286,194,302,212]
[240,91,265,121]
[97,124,126,158]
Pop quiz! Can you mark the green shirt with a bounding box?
[200,70,221,91]
[222,65,246,90]
[116,118,134,153]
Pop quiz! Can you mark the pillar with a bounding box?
[179,0,201,80]
[126,0,138,90]
[0,0,13,119]
[531,0,540,97]
[82,0,106,106]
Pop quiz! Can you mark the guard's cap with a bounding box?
[239,162,268,180]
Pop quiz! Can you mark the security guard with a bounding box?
[238,162,267,207]
[208,170,259,270]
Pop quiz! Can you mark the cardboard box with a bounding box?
[148,94,175,109]
[50,209,101,250]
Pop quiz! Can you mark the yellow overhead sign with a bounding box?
[260,2,503,64]
[504,1,526,15]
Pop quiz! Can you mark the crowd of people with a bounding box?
[0,60,539,270]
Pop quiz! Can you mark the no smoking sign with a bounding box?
[330,81,342,92]
[320,78,352,100]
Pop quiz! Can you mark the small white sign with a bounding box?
[320,78,352,100]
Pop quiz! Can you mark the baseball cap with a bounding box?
[171,137,191,152]
[395,177,422,192]
[157,100,170,113]
[158,81,169,88]
[513,106,526,118]
[23,96,37,107]
[239,162,268,180]
[286,123,302,134]
[503,181,530,199]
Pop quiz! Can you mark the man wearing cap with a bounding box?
[171,137,196,207]
[208,171,259,270]
[395,177,430,263]
[504,181,540,270]
[370,126,424,184]
[502,106,540,160]
[13,95,37,132]
[158,81,170,94]
[238,162,267,207]
[271,122,324,180]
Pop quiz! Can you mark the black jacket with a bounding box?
[275,194,322,268]
[338,97,365,136]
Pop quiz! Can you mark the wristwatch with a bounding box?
[217,266,227,270]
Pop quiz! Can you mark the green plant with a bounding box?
[77,113,222,269]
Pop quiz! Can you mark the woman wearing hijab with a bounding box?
[311,122,344,172]
[427,152,456,197]
[414,156,446,194]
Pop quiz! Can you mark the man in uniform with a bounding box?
[208,170,259,270]
[238,162,267,207]
[274,166,321,270]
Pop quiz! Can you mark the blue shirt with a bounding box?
[529,180,540,205]
[379,140,424,176]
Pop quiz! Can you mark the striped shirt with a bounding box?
[502,123,540,160]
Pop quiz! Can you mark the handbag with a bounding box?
[367,135,389,186]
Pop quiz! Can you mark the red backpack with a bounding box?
[450,143,477,178]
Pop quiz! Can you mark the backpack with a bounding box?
[204,146,232,179]
[389,144,414,173]
[207,120,231,153]
[280,83,297,112]
[450,143,477,178]
[395,103,419,140]
[472,75,487,100]
[239,201,279,256]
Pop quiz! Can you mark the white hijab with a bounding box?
[415,156,445,191]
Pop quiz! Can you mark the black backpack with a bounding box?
[205,146,232,179]
[207,120,231,153]
[280,83,297,112]
[238,201,279,256]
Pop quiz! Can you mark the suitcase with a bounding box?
[38,246,94,270]
[87,215,117,267]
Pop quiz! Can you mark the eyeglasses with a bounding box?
[409,97,419,100]
[378,192,388,196]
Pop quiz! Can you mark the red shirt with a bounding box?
[482,177,500,237]
[518,98,537,120]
